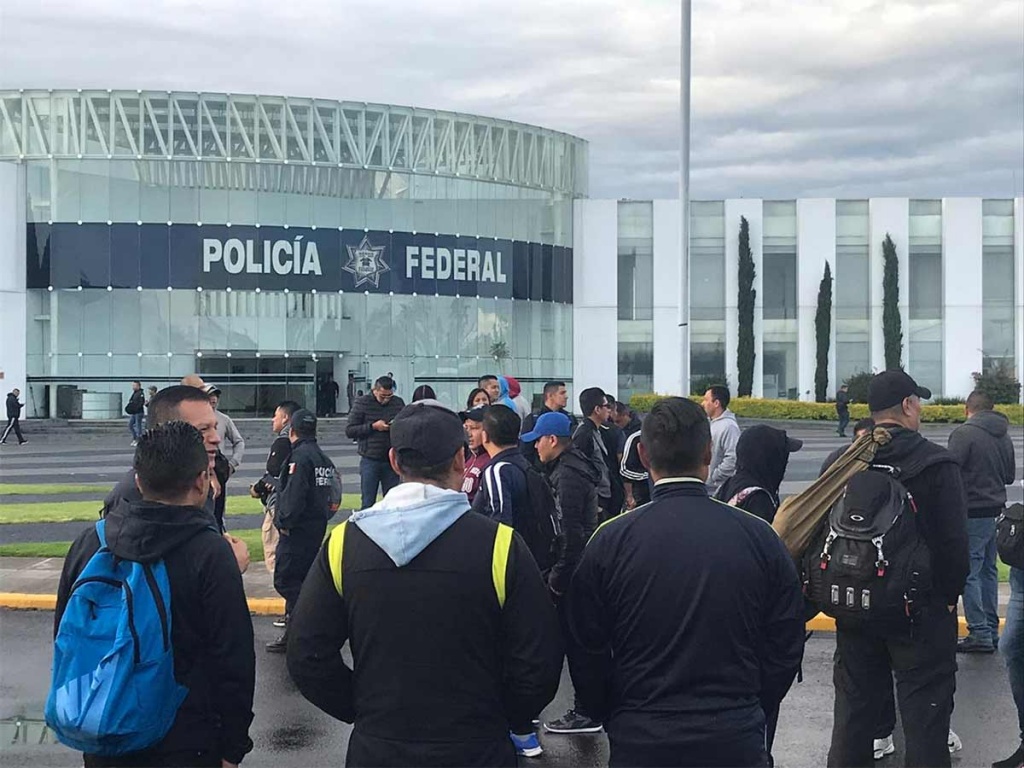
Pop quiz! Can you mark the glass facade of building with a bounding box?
[762,201,799,399]
[908,199,944,396]
[690,201,726,386]
[11,94,585,416]
[982,199,1016,371]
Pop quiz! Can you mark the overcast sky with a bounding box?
[1,0,1021,199]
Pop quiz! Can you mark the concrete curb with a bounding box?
[0,593,987,635]
[0,592,286,615]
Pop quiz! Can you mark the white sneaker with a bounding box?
[873,734,895,760]
[130,440,137,447]
[948,729,962,754]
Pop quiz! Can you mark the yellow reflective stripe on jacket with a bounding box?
[327,521,347,596]
[326,519,513,607]
[492,524,514,608]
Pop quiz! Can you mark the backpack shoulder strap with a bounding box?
[729,486,776,510]
[327,521,348,597]
[492,524,514,609]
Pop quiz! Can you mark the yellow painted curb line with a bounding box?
[807,612,1002,638]
[0,592,285,616]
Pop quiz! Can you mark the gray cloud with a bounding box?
[0,0,1020,199]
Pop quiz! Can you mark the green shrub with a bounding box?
[973,361,1022,404]
[628,393,1024,426]
[931,396,965,406]
[843,371,873,404]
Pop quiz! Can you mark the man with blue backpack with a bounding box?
[48,421,256,768]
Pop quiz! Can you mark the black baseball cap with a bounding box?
[290,408,318,433]
[459,406,487,422]
[392,400,467,468]
[868,370,932,412]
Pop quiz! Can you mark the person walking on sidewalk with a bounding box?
[949,389,1017,655]
[346,376,406,510]
[836,384,851,437]
[1,388,26,445]
[126,381,146,446]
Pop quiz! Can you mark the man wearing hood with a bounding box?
[54,421,255,768]
[827,370,969,768]
[702,385,740,496]
[948,389,1017,655]
[287,400,562,767]
[504,376,532,421]
[716,425,803,524]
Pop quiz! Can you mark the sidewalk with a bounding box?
[0,556,285,614]
[0,556,1013,631]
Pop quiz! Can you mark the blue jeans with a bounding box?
[837,411,850,436]
[964,517,1000,645]
[1003,567,1024,740]
[128,412,145,440]
[359,456,399,511]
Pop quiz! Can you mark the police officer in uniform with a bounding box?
[267,409,337,653]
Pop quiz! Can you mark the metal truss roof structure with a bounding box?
[0,90,588,197]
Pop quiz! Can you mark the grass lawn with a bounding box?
[0,528,269,561]
[0,493,363,525]
[0,483,112,496]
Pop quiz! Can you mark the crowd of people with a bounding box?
[44,370,1022,768]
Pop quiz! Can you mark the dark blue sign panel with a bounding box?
[26,223,573,304]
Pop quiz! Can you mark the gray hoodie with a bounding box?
[948,409,1017,516]
[708,409,741,495]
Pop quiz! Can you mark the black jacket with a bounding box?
[55,502,255,765]
[286,512,563,767]
[948,410,1017,516]
[836,390,850,415]
[872,425,970,605]
[546,446,600,594]
[472,447,531,529]
[275,438,335,536]
[126,389,145,415]
[345,393,406,460]
[6,392,22,419]
[102,469,219,529]
[521,406,578,469]
[566,480,805,765]
[253,432,292,503]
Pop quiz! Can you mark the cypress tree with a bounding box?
[737,216,756,396]
[814,262,833,402]
[882,234,903,370]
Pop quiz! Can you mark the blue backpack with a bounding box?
[45,520,188,755]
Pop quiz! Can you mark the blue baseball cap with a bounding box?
[521,411,572,442]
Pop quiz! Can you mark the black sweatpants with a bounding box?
[828,605,958,768]
[273,530,323,616]
[1,416,25,444]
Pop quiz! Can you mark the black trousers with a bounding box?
[273,530,323,616]
[828,605,957,768]
[1,416,25,443]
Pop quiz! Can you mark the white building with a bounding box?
[575,198,1024,403]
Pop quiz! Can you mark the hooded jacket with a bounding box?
[345,392,407,461]
[716,425,794,524]
[494,376,519,412]
[872,425,970,606]
[286,483,562,768]
[55,502,255,765]
[708,409,741,494]
[947,409,1017,516]
[6,392,22,420]
[102,469,219,529]
[546,446,600,595]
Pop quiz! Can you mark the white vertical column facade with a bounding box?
[941,198,984,398]
[652,200,682,394]
[796,199,837,401]
[0,162,27,401]
[725,199,764,397]
[868,198,910,372]
[572,199,619,396]
[1015,197,1024,402]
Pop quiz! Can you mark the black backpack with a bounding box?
[804,465,932,623]
[520,465,564,574]
[997,504,1024,570]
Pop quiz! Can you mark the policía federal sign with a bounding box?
[27,223,573,303]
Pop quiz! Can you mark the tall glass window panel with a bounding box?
[762,201,799,397]
[982,200,1016,370]
[908,200,943,395]
[690,201,726,385]
[835,201,871,383]
[617,202,653,321]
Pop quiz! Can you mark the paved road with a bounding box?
[3,421,1021,546]
[0,610,1019,768]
